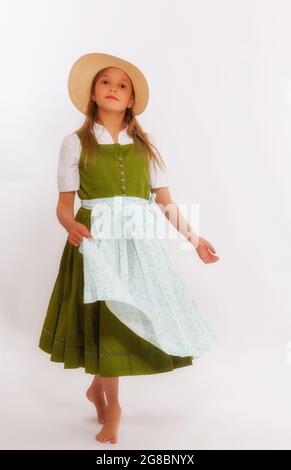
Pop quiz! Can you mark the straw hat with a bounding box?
[67,52,149,116]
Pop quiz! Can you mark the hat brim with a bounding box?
[67,52,149,116]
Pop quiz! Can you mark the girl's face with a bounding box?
[93,67,134,113]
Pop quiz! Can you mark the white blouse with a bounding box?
[57,122,169,192]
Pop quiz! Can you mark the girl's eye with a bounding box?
[100,79,126,88]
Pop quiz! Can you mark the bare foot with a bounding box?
[95,403,122,444]
[86,385,107,424]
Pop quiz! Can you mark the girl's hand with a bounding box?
[195,236,220,264]
[67,221,93,248]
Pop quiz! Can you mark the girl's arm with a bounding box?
[151,187,220,264]
[56,191,93,247]
[56,191,76,232]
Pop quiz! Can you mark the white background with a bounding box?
[1,0,291,450]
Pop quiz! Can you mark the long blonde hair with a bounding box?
[75,67,167,172]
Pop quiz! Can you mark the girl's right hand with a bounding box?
[67,221,93,247]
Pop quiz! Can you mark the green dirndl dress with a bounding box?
[38,131,195,376]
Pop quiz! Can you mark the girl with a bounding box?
[38,52,219,445]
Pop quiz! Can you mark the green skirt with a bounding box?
[38,207,194,377]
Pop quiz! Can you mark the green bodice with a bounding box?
[76,129,151,200]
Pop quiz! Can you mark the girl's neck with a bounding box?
[95,117,127,132]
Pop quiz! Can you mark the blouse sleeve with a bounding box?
[57,133,81,192]
[149,143,169,189]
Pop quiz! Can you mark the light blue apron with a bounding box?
[78,192,217,358]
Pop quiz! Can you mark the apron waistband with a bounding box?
[81,192,156,209]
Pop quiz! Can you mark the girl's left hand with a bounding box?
[195,236,220,264]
